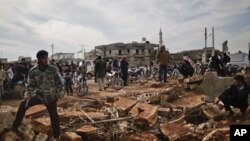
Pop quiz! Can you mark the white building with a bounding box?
[228,52,249,65]
[51,52,74,60]
[51,52,75,64]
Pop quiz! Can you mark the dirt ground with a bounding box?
[1,76,249,141]
[1,79,169,107]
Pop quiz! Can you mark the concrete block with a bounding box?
[114,97,137,117]
[129,103,158,127]
[60,132,82,141]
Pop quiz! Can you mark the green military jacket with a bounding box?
[27,64,63,105]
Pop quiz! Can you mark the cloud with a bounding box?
[0,0,250,61]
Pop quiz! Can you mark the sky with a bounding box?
[0,0,250,61]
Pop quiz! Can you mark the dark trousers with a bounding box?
[159,65,167,82]
[122,71,128,85]
[12,98,60,138]
[220,96,249,113]
[65,78,73,94]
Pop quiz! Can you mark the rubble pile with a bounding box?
[1,72,250,141]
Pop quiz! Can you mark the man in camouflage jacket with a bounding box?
[12,50,63,140]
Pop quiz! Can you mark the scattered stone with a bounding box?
[25,105,47,118]
[129,103,158,127]
[202,127,229,141]
[202,105,224,121]
[189,83,199,90]
[158,107,171,116]
[31,116,52,135]
[114,97,137,117]
[160,123,200,141]
[0,131,20,141]
[0,106,16,135]
[150,83,165,88]
[184,76,204,84]
[128,132,159,141]
[59,111,108,123]
[75,125,99,140]
[34,132,48,141]
[60,132,82,141]
[172,93,204,109]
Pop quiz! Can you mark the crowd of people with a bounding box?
[0,45,240,102]
[1,46,250,140]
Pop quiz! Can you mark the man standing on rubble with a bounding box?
[95,56,106,91]
[120,56,129,86]
[12,50,63,141]
[156,45,170,83]
[0,64,6,104]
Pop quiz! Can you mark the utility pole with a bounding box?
[79,44,86,60]
[205,27,207,48]
[212,27,215,49]
[204,27,207,63]
[248,42,250,62]
[51,43,54,59]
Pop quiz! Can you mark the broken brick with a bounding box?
[129,103,158,127]
[202,105,224,121]
[75,125,99,140]
[60,132,82,141]
[160,123,199,141]
[25,105,47,118]
[114,97,137,117]
[158,107,171,116]
[1,131,20,141]
[30,116,52,135]
[128,132,159,141]
[59,111,108,123]
[171,93,204,109]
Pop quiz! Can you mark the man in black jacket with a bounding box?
[216,75,249,116]
[120,56,129,86]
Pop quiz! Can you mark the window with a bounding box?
[109,50,112,54]
[136,49,139,54]
[142,49,144,53]
[127,49,130,53]
[148,49,151,53]
[119,50,122,55]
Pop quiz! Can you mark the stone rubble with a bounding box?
[0,72,249,141]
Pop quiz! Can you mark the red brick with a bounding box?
[60,132,82,141]
[129,103,158,127]
[160,123,199,141]
[76,125,99,140]
[171,93,204,109]
[114,97,137,117]
[30,116,52,135]
[25,105,47,118]
[128,132,159,141]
